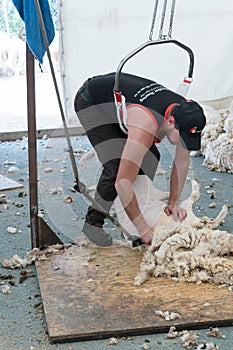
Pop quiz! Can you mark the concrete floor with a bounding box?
[0,135,233,350]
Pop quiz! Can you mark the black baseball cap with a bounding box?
[172,100,206,150]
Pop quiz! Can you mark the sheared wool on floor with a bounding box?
[1,244,65,269]
[192,103,233,173]
[166,327,220,349]
[114,175,233,287]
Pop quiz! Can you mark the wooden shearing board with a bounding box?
[36,242,233,343]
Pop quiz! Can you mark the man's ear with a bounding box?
[167,115,176,126]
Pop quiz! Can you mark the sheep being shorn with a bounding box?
[114,175,232,287]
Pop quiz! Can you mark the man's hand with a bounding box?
[139,227,154,245]
[164,204,187,222]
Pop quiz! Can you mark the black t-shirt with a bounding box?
[87,72,185,134]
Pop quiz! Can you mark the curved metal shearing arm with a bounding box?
[113,39,194,92]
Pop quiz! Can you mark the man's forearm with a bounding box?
[168,149,190,205]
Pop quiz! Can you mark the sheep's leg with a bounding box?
[207,204,229,229]
[190,180,200,206]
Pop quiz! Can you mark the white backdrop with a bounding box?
[59,0,233,120]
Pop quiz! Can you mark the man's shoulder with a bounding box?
[127,104,158,137]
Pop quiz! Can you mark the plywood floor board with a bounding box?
[0,174,23,191]
[36,242,233,343]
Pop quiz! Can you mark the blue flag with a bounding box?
[12,0,55,64]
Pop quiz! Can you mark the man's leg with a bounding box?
[83,122,126,218]
[83,126,126,246]
[75,100,127,245]
[85,158,120,226]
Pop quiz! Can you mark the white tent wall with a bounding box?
[59,0,233,122]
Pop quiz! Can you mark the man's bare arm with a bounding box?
[115,107,156,243]
[164,142,190,221]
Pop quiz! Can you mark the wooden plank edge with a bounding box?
[48,319,233,344]
[0,184,24,192]
[0,126,85,142]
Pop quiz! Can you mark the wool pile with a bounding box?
[134,218,233,287]
[192,102,233,173]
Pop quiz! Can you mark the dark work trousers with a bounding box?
[74,81,161,226]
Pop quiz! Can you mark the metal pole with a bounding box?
[168,0,176,38]
[26,44,38,248]
[149,0,159,41]
[159,0,168,39]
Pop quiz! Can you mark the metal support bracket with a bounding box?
[26,45,66,248]
[114,39,194,92]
